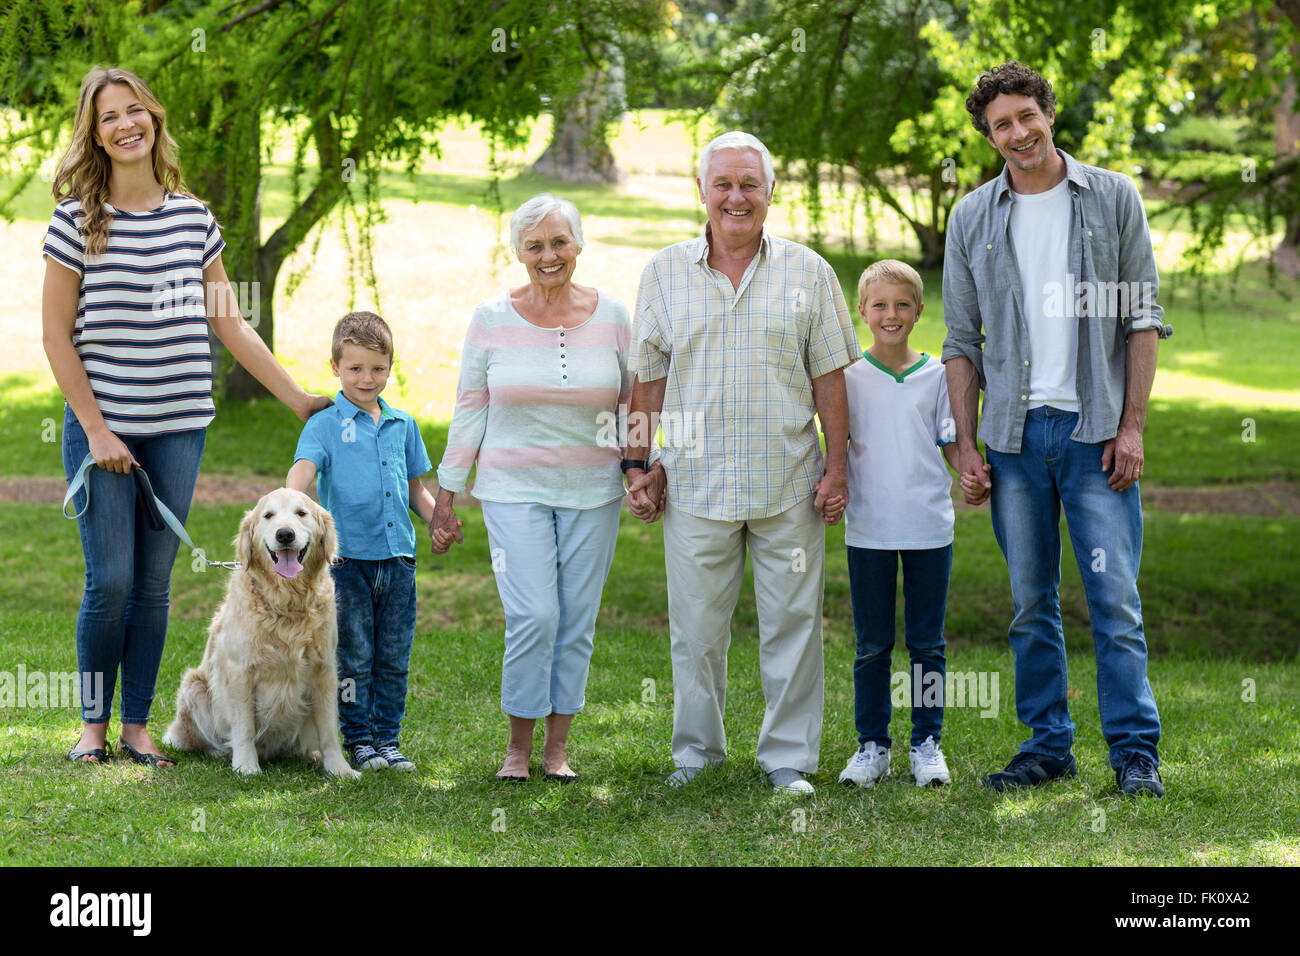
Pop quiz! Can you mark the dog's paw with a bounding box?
[327,763,362,780]
[232,758,261,776]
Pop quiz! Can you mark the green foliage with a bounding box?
[0,0,667,397]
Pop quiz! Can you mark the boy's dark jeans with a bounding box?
[331,555,417,746]
[846,544,951,749]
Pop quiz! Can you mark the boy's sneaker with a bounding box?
[838,742,890,788]
[982,750,1077,791]
[349,742,388,771]
[375,744,415,772]
[1116,751,1164,797]
[909,736,951,787]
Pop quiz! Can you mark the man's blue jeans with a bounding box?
[846,545,951,749]
[61,405,206,725]
[987,407,1161,768]
[331,556,418,747]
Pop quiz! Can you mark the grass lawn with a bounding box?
[1,110,1297,866]
[2,503,1298,866]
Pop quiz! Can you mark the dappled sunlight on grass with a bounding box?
[1153,371,1299,411]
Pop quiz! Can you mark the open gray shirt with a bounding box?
[941,148,1172,454]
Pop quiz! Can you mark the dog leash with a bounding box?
[62,452,241,570]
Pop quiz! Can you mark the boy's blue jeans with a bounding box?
[846,544,951,749]
[62,405,206,725]
[331,555,417,747]
[987,406,1161,769]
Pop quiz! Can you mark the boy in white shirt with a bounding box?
[838,260,987,788]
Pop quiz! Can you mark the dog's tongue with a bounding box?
[272,549,303,578]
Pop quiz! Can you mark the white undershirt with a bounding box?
[1010,178,1078,411]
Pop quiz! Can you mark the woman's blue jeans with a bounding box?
[987,407,1161,769]
[846,545,951,748]
[61,406,206,725]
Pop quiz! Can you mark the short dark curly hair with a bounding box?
[965,60,1057,137]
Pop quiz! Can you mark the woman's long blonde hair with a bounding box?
[51,66,187,258]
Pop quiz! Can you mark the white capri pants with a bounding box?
[481,498,622,719]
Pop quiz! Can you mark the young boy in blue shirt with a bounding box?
[838,261,987,789]
[288,311,435,772]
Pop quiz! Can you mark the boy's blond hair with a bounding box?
[331,311,394,363]
[857,259,924,309]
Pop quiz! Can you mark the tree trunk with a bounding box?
[532,63,624,185]
[912,221,944,269]
[195,93,271,401]
[1274,38,1300,275]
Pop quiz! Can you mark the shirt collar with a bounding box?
[993,148,1088,203]
[333,390,394,421]
[694,223,772,264]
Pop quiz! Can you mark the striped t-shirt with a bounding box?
[436,289,632,509]
[42,193,225,435]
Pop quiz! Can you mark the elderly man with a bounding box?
[624,131,859,795]
[943,61,1172,797]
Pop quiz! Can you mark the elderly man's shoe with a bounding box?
[767,767,814,795]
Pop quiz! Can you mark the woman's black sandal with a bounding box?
[118,740,176,767]
[68,743,109,764]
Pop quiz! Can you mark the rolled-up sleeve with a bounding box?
[1116,176,1167,339]
[940,202,988,387]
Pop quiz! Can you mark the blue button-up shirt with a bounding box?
[294,391,433,559]
[941,149,1173,453]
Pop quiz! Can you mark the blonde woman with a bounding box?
[43,66,329,766]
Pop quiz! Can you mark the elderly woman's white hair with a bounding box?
[697,131,775,190]
[510,193,585,255]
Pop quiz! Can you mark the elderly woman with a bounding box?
[432,194,634,782]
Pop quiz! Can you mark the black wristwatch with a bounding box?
[620,458,650,474]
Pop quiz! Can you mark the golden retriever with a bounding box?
[163,488,360,778]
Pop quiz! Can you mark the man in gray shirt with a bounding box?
[942,61,1172,797]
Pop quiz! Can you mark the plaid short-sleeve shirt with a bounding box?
[633,228,859,521]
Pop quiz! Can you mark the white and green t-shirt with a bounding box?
[843,352,955,550]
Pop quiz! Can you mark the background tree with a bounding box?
[711,0,1206,265]
[1,0,664,399]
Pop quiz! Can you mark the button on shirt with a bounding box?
[941,149,1172,454]
[633,228,860,521]
[294,392,433,559]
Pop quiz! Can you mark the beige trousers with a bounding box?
[663,496,825,773]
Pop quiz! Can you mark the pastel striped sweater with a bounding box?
[436,290,631,509]
[42,194,225,435]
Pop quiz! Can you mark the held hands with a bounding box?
[958,446,992,506]
[813,470,848,525]
[88,426,139,475]
[626,463,666,524]
[430,497,464,554]
[1102,424,1144,492]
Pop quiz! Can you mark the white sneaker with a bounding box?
[839,742,890,788]
[909,736,951,787]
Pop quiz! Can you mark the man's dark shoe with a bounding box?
[1116,751,1164,797]
[982,750,1077,791]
